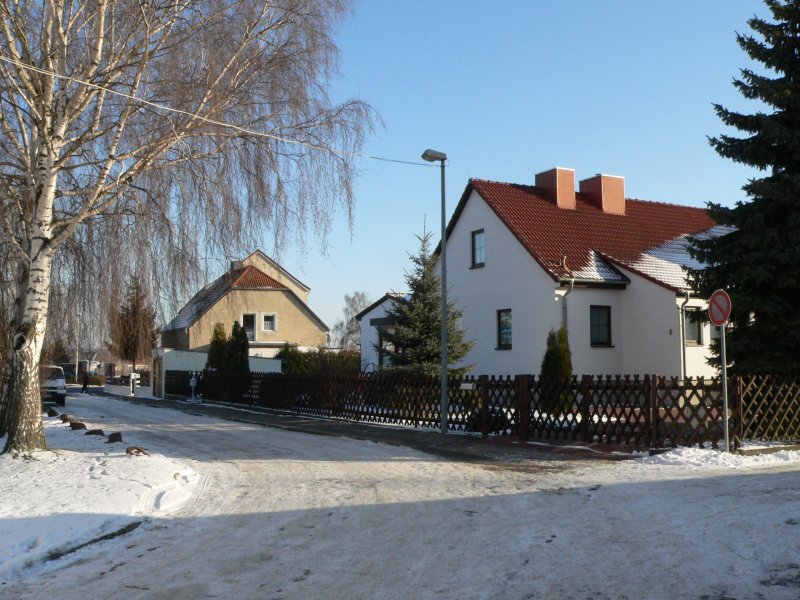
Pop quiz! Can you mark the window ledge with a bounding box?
[685,342,703,347]
[496,346,512,351]
[591,344,615,349]
[470,263,485,269]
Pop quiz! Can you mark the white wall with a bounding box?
[155,348,281,398]
[682,298,717,378]
[441,190,561,376]
[564,287,624,375]
[161,348,280,373]
[609,266,716,378]
[358,299,395,371]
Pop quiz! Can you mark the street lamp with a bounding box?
[421,148,448,433]
[75,311,82,383]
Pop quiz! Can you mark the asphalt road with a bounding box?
[11,392,798,600]
[6,392,590,599]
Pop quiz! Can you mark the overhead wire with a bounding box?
[0,53,439,168]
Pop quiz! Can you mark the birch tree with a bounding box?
[331,291,369,348]
[0,0,374,453]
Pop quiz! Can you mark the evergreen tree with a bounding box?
[226,321,250,373]
[380,230,473,375]
[206,323,228,370]
[688,1,800,374]
[108,277,158,374]
[539,325,573,413]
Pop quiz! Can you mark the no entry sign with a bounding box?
[708,289,732,327]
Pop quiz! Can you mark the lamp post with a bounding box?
[75,311,82,383]
[421,148,448,433]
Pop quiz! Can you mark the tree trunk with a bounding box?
[2,251,53,453]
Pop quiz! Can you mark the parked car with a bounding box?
[40,365,67,406]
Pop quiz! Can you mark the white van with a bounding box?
[40,365,67,406]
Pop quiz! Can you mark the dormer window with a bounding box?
[471,229,485,268]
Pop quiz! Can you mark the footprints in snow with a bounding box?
[87,458,109,480]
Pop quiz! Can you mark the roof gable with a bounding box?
[162,265,286,332]
[242,250,310,293]
[452,179,720,290]
[355,292,408,322]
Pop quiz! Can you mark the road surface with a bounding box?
[5,394,800,599]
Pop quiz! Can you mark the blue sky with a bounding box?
[273,0,766,331]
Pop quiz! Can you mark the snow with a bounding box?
[0,400,199,580]
[3,394,800,598]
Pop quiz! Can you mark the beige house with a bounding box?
[161,251,329,358]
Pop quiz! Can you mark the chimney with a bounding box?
[579,174,625,215]
[230,260,244,271]
[535,167,575,210]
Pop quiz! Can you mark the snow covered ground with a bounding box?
[2,394,800,599]
[0,399,200,580]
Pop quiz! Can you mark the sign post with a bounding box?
[708,289,732,452]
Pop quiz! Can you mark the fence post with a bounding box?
[478,375,490,436]
[735,375,744,447]
[648,374,659,449]
[579,375,592,442]
[516,374,531,441]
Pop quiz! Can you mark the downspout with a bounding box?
[679,291,690,379]
[562,277,574,330]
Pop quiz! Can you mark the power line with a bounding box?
[0,53,438,168]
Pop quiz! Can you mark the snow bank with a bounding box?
[0,411,198,581]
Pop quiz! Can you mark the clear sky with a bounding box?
[268,0,767,332]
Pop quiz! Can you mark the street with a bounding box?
[5,393,800,600]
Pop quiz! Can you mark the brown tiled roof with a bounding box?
[463,179,717,284]
[230,265,284,289]
[162,266,286,332]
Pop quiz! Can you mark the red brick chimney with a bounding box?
[535,167,576,210]
[579,174,625,215]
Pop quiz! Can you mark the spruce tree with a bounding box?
[206,323,228,370]
[380,230,473,376]
[688,1,800,374]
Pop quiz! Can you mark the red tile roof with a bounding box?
[463,179,716,284]
[230,265,285,289]
[163,266,287,332]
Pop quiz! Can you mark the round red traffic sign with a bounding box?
[708,289,732,327]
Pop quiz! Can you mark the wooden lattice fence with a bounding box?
[165,370,800,448]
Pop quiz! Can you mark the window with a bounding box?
[684,309,702,345]
[497,309,512,350]
[242,313,256,341]
[590,305,611,346]
[471,229,485,268]
[262,313,277,332]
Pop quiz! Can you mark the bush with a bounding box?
[275,345,361,375]
[540,324,573,413]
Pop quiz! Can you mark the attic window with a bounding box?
[471,229,485,268]
[497,308,512,350]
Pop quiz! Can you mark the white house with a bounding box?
[435,167,729,378]
[355,293,407,371]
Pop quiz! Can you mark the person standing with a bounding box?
[81,370,89,393]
